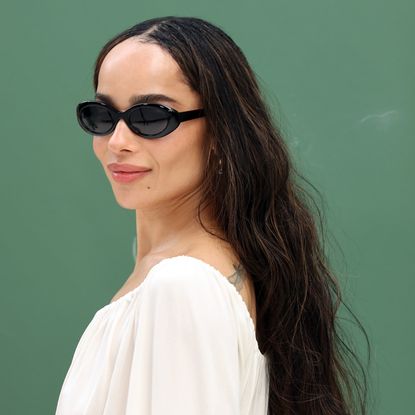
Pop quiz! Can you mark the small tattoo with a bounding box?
[226,263,246,292]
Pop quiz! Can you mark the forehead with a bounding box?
[97,39,191,107]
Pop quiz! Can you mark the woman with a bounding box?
[55,16,370,415]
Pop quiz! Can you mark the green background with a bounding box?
[1,0,413,413]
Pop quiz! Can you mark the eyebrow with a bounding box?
[94,92,179,107]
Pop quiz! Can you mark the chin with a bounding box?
[112,192,152,210]
[113,196,143,210]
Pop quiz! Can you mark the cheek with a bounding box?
[160,130,206,189]
[92,137,106,161]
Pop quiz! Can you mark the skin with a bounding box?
[93,38,257,328]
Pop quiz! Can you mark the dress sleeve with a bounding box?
[124,261,240,415]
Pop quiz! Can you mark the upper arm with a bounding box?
[124,263,240,415]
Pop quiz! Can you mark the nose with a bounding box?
[107,118,138,151]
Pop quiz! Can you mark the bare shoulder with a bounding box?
[185,241,257,329]
[111,239,257,329]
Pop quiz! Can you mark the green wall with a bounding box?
[1,1,413,413]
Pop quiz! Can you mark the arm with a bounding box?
[124,263,240,415]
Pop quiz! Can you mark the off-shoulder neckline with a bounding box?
[98,254,265,357]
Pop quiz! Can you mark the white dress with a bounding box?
[55,255,269,415]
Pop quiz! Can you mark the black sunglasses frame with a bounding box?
[76,100,205,139]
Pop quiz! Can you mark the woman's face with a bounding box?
[93,38,207,211]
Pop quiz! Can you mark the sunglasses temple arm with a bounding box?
[177,109,205,121]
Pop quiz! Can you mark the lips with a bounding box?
[110,170,151,183]
[107,163,151,173]
[114,171,141,174]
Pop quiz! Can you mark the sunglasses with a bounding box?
[76,100,205,139]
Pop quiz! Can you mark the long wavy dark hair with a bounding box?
[91,16,372,415]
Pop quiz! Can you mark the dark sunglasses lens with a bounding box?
[129,106,171,136]
[79,104,114,135]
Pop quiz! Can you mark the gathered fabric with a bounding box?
[55,255,269,415]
